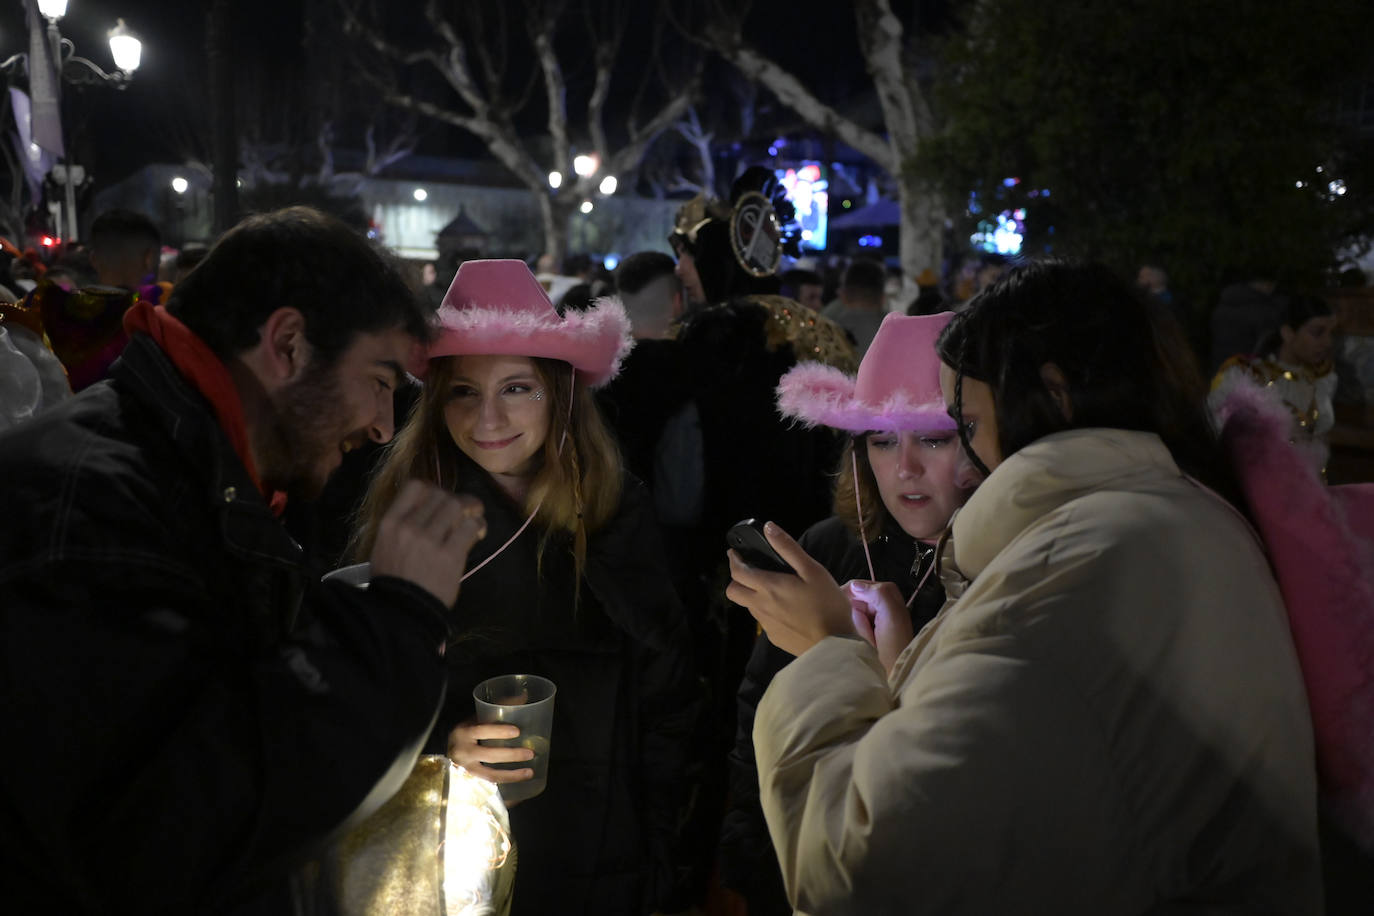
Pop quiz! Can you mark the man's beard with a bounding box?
[257,362,352,501]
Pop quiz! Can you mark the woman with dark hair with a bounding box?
[1212,294,1338,478]
[728,259,1321,913]
[354,260,699,915]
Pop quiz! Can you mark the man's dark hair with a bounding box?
[165,206,432,365]
[89,209,160,251]
[841,258,886,301]
[936,258,1234,500]
[615,251,677,296]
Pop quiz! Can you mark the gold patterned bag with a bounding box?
[318,755,517,915]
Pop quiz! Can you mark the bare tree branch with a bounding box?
[529,10,570,180]
[379,88,546,193]
[362,119,418,175]
[580,0,627,164]
[466,2,507,108]
[674,106,715,194]
[340,0,443,70]
[340,0,707,260]
[712,33,894,171]
[607,79,698,180]
[855,0,928,147]
[421,1,497,117]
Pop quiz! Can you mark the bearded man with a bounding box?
[0,207,487,912]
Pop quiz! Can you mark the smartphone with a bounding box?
[726,518,796,575]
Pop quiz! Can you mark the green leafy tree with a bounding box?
[920,0,1372,307]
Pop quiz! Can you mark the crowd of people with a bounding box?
[0,186,1371,916]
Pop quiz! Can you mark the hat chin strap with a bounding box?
[853,447,878,584]
[853,442,939,608]
[442,368,577,584]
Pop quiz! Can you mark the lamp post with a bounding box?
[3,0,143,243]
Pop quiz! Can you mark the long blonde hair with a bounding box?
[352,355,623,585]
[832,436,887,544]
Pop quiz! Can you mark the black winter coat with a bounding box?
[718,515,945,915]
[433,454,701,915]
[0,333,450,914]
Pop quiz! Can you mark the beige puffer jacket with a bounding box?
[756,428,1322,915]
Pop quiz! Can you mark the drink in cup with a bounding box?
[473,674,556,803]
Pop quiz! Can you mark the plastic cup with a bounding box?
[473,674,556,803]
[322,562,371,589]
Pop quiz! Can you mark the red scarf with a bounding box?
[124,302,287,513]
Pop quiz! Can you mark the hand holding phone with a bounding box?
[726,518,856,658]
[726,518,796,575]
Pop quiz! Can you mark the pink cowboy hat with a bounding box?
[777,311,955,433]
[429,259,633,387]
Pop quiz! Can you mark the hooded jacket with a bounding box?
[0,332,450,913]
[755,428,1322,914]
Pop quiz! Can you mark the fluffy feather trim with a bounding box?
[776,361,954,433]
[1216,373,1374,852]
[432,295,634,387]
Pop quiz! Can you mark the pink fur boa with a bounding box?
[1215,373,1374,850]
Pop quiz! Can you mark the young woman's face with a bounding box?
[444,354,551,484]
[1280,315,1337,368]
[939,362,1003,488]
[865,430,968,541]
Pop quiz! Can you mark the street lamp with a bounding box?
[1,1,143,243]
[171,176,188,195]
[573,154,598,178]
[598,175,617,196]
[107,20,141,73]
[548,170,562,190]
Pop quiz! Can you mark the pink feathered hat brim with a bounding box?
[776,362,955,433]
[428,295,634,388]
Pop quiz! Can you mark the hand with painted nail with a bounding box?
[726,520,855,658]
[847,579,914,675]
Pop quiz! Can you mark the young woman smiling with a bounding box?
[354,260,699,915]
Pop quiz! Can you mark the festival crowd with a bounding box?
[0,171,1370,916]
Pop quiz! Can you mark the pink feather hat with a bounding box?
[777,311,956,433]
[428,259,634,387]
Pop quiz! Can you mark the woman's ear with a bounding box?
[1039,362,1073,422]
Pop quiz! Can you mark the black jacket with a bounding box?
[718,515,945,914]
[434,455,701,915]
[0,333,450,914]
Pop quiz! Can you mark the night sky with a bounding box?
[0,1,954,196]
